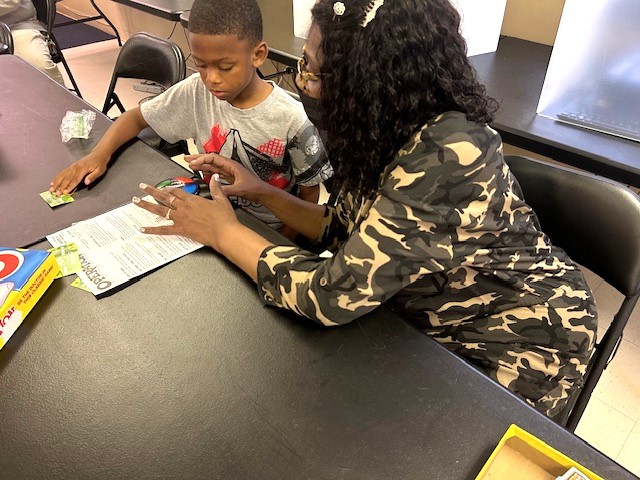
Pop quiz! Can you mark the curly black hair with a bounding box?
[311,0,498,195]
[189,0,262,45]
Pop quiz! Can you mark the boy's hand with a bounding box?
[187,153,270,203]
[49,152,110,195]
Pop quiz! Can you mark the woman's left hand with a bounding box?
[133,180,239,251]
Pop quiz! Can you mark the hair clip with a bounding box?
[360,0,384,27]
[333,1,346,19]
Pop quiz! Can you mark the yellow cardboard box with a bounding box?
[476,424,603,480]
[0,248,59,350]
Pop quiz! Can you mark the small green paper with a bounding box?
[48,243,81,278]
[70,277,92,292]
[40,191,74,207]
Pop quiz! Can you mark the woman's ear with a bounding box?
[252,41,269,68]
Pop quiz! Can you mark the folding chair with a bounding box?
[504,154,640,432]
[0,21,13,55]
[32,0,82,97]
[102,32,188,156]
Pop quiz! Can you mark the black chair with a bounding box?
[101,32,188,157]
[0,21,13,55]
[504,154,640,432]
[32,0,82,97]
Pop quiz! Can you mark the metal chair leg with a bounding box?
[88,0,122,46]
[51,36,82,98]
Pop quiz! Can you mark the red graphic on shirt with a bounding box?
[203,124,229,153]
[258,138,286,160]
[227,130,292,191]
[257,138,287,188]
[267,174,289,189]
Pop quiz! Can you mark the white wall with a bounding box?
[501,0,566,45]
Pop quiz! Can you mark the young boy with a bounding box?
[49,0,332,235]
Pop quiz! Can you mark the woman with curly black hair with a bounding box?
[134,0,597,420]
[302,0,498,196]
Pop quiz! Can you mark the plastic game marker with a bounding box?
[155,177,201,195]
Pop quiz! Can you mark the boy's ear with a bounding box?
[252,41,269,68]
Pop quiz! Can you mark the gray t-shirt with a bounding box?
[141,74,332,228]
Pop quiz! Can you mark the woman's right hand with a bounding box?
[189,152,325,241]
[49,152,110,195]
[187,153,270,203]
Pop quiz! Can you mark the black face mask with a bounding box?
[293,79,323,130]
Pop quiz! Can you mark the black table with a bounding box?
[470,36,640,187]
[111,0,193,22]
[179,0,305,67]
[0,55,192,248]
[0,211,637,479]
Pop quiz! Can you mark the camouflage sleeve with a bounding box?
[312,197,352,252]
[257,140,462,326]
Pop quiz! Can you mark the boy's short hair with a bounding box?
[189,0,263,45]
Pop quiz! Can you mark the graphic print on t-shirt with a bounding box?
[230,130,291,190]
[203,124,292,191]
[203,124,229,154]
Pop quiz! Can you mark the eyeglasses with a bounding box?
[296,45,329,85]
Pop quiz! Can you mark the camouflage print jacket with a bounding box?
[256,111,597,416]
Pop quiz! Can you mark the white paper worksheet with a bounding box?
[47,196,202,296]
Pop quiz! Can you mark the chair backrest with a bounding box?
[113,32,185,89]
[505,154,640,297]
[31,0,56,34]
[505,154,640,430]
[102,32,186,115]
[0,21,13,55]
[30,0,83,96]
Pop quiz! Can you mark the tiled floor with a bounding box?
[58,40,640,477]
